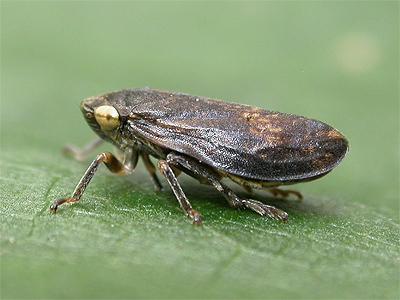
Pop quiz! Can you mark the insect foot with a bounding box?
[49,197,78,213]
[241,199,288,222]
[188,209,203,225]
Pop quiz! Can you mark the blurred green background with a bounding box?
[1,1,399,299]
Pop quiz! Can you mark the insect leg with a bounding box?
[268,188,303,201]
[241,183,254,195]
[141,153,163,191]
[50,151,134,213]
[158,160,202,225]
[165,154,241,207]
[63,138,104,161]
[166,153,288,221]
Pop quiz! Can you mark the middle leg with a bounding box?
[141,153,163,191]
[158,160,202,225]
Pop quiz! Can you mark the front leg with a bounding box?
[50,151,135,212]
[63,138,104,161]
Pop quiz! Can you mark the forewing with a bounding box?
[126,89,340,181]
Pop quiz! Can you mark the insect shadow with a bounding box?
[100,168,341,223]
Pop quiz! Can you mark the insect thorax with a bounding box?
[116,120,166,160]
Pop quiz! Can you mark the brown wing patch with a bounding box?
[326,129,345,139]
[241,110,285,144]
[312,153,335,169]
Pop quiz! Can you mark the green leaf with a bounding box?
[1,2,399,299]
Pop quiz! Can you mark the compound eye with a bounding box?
[94,105,120,130]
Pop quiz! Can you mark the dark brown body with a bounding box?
[85,88,348,185]
[53,88,349,224]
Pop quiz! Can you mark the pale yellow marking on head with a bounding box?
[94,105,120,131]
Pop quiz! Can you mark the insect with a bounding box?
[50,88,348,224]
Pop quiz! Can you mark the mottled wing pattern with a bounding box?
[124,89,346,182]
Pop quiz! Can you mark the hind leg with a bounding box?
[268,188,303,201]
[166,153,288,221]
